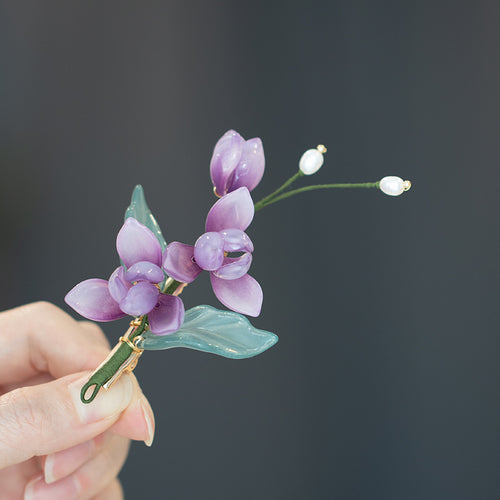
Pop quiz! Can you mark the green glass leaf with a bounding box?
[138,305,278,359]
[124,185,166,250]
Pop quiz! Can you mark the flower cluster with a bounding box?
[65,218,185,334]
[66,130,265,333]
[163,186,262,317]
[66,128,412,339]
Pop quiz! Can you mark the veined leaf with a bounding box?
[139,305,278,359]
[124,185,166,250]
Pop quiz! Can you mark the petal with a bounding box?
[125,261,164,284]
[119,282,159,316]
[205,187,254,232]
[65,279,125,322]
[212,253,252,280]
[108,266,132,302]
[116,218,162,268]
[210,130,244,196]
[220,229,254,253]
[162,242,202,283]
[231,137,265,192]
[193,232,224,271]
[210,273,263,317]
[148,294,185,335]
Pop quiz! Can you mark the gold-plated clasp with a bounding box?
[102,322,145,390]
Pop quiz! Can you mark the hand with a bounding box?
[0,302,155,499]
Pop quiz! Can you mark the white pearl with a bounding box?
[299,149,324,175]
[379,176,404,196]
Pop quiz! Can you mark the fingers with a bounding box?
[0,302,111,384]
[109,390,155,446]
[0,371,142,468]
[43,437,100,484]
[92,479,124,500]
[77,321,111,350]
[41,389,155,485]
[25,434,129,500]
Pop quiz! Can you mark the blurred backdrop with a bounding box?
[0,1,498,499]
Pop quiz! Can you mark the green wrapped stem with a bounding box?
[255,181,380,211]
[80,316,148,403]
[254,170,304,209]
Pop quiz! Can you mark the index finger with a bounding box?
[0,302,110,385]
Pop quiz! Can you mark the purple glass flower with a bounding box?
[163,187,263,317]
[210,130,265,197]
[65,218,184,335]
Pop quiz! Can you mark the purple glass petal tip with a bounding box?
[148,294,185,335]
[119,281,159,316]
[116,218,162,268]
[65,279,126,322]
[210,273,263,317]
[205,187,254,233]
[210,130,264,196]
[125,261,164,284]
[194,232,224,271]
[162,242,202,283]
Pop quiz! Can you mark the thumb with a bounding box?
[0,371,135,469]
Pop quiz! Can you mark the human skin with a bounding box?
[0,302,155,500]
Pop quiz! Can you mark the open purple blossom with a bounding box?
[163,187,263,317]
[210,130,265,197]
[65,218,184,335]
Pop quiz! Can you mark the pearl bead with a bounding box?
[299,148,324,175]
[379,176,405,196]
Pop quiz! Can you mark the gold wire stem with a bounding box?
[173,282,188,296]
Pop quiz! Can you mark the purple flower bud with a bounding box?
[210,130,265,196]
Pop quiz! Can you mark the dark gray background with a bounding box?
[1,1,498,499]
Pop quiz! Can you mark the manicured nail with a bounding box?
[44,439,95,484]
[140,397,155,447]
[25,474,80,500]
[69,374,134,424]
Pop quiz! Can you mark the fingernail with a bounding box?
[25,474,80,500]
[44,439,95,484]
[69,374,134,424]
[140,397,155,447]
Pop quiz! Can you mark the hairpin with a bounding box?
[64,130,411,403]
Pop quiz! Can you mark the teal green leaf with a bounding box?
[124,185,166,250]
[139,305,278,359]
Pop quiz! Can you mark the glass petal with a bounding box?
[125,185,167,250]
[193,232,224,271]
[148,294,185,335]
[205,187,254,233]
[108,266,131,302]
[210,273,263,317]
[210,130,244,196]
[125,261,164,284]
[139,305,278,359]
[231,137,265,192]
[162,242,202,283]
[212,253,252,280]
[116,217,162,268]
[65,279,125,322]
[119,282,159,316]
[220,228,254,253]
